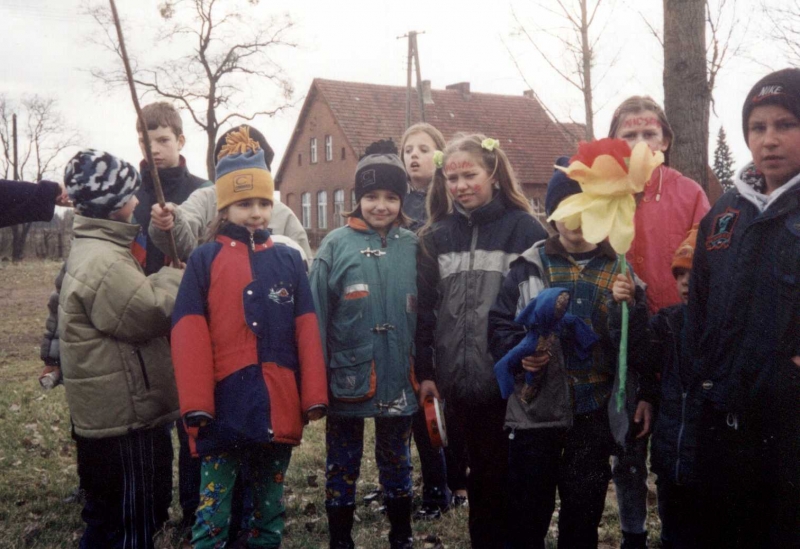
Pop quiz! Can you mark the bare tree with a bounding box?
[0,95,80,261]
[89,0,297,179]
[761,0,800,65]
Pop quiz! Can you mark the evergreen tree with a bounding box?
[713,126,735,191]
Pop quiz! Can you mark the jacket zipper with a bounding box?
[465,224,479,368]
[134,348,151,390]
[674,391,687,483]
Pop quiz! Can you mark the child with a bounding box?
[646,227,703,548]
[607,96,709,548]
[310,144,418,549]
[415,134,548,548]
[59,149,183,548]
[401,122,446,229]
[488,167,647,549]
[689,68,800,548]
[171,129,327,548]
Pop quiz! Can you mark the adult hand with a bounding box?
[521,352,550,373]
[612,272,635,305]
[419,380,440,402]
[151,202,176,231]
[633,400,653,439]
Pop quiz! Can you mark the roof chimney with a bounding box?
[421,80,434,105]
[523,89,535,99]
[446,82,471,99]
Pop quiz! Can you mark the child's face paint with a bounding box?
[748,104,800,193]
[675,268,690,304]
[403,132,437,189]
[225,198,273,233]
[444,151,494,212]
[360,189,401,236]
[139,126,184,169]
[615,110,668,154]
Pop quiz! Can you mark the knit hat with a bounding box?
[354,139,407,204]
[545,156,582,217]
[215,127,274,211]
[64,149,141,219]
[742,68,800,141]
[215,124,275,171]
[671,225,699,277]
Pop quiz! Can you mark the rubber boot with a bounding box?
[386,496,414,549]
[326,505,355,549]
[620,530,648,549]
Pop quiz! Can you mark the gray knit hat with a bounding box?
[65,149,140,219]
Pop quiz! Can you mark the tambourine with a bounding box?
[424,396,448,448]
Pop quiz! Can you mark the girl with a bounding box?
[171,129,328,549]
[415,134,548,548]
[400,122,446,229]
[607,96,709,549]
[310,147,419,549]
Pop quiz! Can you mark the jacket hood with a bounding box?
[73,215,141,248]
[733,161,800,213]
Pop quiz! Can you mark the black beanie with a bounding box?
[545,156,581,217]
[355,154,408,204]
[215,125,275,171]
[742,68,800,142]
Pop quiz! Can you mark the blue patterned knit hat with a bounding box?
[64,149,141,219]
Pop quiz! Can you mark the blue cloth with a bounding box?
[494,287,599,399]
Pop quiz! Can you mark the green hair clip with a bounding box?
[481,138,500,152]
[433,150,444,169]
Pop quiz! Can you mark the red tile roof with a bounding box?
[277,78,581,189]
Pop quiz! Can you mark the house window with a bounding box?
[351,189,357,210]
[310,138,318,164]
[530,197,544,218]
[325,135,333,161]
[334,189,345,228]
[341,147,346,160]
[297,153,302,166]
[317,190,328,230]
[301,192,311,229]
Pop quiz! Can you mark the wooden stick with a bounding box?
[108,0,180,263]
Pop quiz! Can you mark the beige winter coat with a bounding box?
[59,216,183,438]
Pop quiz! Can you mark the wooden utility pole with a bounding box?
[12,114,18,181]
[399,31,426,129]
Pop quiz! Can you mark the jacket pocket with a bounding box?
[134,348,151,390]
[329,343,377,402]
[264,362,303,444]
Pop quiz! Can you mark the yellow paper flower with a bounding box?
[432,150,444,169]
[547,139,664,254]
[481,138,500,152]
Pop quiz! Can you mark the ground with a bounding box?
[0,260,662,548]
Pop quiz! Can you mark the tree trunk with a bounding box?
[10,222,32,262]
[580,0,595,141]
[663,0,710,194]
[206,128,216,181]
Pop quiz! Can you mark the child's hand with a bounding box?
[306,406,326,422]
[151,203,176,231]
[632,400,653,439]
[521,352,550,373]
[612,272,635,305]
[419,380,440,402]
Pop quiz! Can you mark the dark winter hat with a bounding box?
[742,68,800,141]
[545,156,582,217]
[64,149,141,219]
[354,139,407,204]
[215,124,275,171]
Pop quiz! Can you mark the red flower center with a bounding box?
[569,138,631,173]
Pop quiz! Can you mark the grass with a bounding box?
[0,260,661,548]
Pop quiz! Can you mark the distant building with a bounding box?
[275,78,582,248]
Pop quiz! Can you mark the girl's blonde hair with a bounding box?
[420,133,532,236]
[608,95,674,165]
[400,123,446,166]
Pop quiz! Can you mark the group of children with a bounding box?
[48,67,799,549]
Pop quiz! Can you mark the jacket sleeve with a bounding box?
[1,179,60,229]
[488,263,530,363]
[291,252,329,413]
[414,232,440,382]
[309,249,332,366]
[149,186,215,260]
[40,261,66,366]
[687,211,711,363]
[275,202,313,260]
[171,249,216,418]
[89,259,183,343]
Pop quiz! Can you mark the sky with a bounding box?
[0,0,793,186]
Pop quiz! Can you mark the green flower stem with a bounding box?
[617,254,628,413]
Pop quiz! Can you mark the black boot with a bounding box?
[620,530,648,549]
[327,505,355,549]
[386,496,413,549]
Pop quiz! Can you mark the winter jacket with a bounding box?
[310,217,419,417]
[415,196,548,404]
[626,166,709,313]
[59,216,183,439]
[0,179,61,228]
[646,304,704,486]
[40,262,66,366]
[171,223,327,457]
[134,157,207,275]
[489,237,648,431]
[149,185,312,261]
[402,187,428,231]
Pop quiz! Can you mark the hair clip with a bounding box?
[481,138,500,152]
[433,150,444,169]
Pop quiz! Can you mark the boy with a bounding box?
[488,164,647,549]
[59,149,183,548]
[643,227,703,548]
[689,68,800,548]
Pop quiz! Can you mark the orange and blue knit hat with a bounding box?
[215,126,274,211]
[671,225,698,277]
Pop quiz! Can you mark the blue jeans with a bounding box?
[611,435,650,534]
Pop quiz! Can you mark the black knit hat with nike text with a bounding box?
[742,68,800,141]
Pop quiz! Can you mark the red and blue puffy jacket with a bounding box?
[171,223,327,456]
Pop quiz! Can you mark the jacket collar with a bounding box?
[139,156,190,191]
[543,234,617,260]
[346,216,401,237]
[218,223,271,246]
[72,215,141,247]
[453,193,507,225]
[733,162,800,213]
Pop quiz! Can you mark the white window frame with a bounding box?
[351,189,357,210]
[325,135,333,162]
[301,192,311,229]
[310,138,318,164]
[334,189,345,228]
[317,190,328,230]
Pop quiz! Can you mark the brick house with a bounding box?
[275,78,582,248]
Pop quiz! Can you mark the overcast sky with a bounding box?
[0,0,792,186]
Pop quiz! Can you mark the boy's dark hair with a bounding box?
[136,102,183,138]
